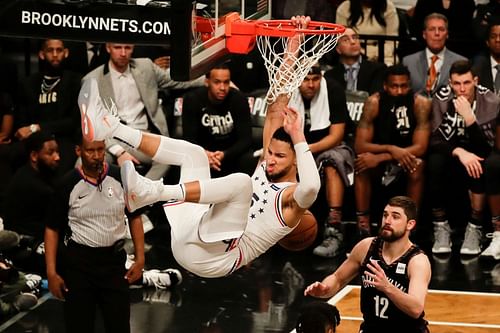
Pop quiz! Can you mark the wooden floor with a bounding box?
[328,286,500,333]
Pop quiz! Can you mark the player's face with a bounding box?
[422,18,448,54]
[78,139,106,174]
[39,39,68,69]
[206,68,231,102]
[336,28,361,58]
[107,43,134,72]
[36,140,60,171]
[265,138,295,182]
[487,25,500,57]
[379,205,411,242]
[384,74,410,97]
[299,73,322,100]
[450,72,477,103]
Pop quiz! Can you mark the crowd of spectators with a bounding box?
[0,0,500,324]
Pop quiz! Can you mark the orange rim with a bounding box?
[254,20,345,37]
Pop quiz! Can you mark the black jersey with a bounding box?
[359,237,429,333]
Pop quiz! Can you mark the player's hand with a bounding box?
[355,152,381,173]
[364,259,391,292]
[117,152,141,166]
[282,106,305,143]
[125,261,144,284]
[206,150,222,171]
[47,272,68,300]
[388,146,419,173]
[453,96,476,126]
[454,148,484,179]
[304,281,332,298]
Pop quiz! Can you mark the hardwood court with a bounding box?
[328,285,500,333]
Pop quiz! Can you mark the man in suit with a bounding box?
[83,43,204,180]
[403,13,466,97]
[473,20,500,94]
[324,27,386,96]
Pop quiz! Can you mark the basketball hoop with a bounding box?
[225,14,345,103]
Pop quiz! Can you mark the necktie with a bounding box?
[426,54,439,94]
[346,66,356,91]
[495,64,500,94]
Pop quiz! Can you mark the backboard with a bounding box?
[185,0,271,80]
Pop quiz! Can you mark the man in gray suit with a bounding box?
[83,43,204,180]
[403,13,466,98]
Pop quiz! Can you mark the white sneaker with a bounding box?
[312,226,344,258]
[481,231,500,260]
[78,78,119,142]
[24,274,42,292]
[121,160,163,212]
[143,268,183,289]
[432,222,452,254]
[460,223,482,255]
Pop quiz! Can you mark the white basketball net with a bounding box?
[256,30,341,104]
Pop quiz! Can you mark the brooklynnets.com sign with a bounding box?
[21,10,171,36]
[0,1,176,45]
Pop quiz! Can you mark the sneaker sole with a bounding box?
[460,248,481,255]
[432,247,452,254]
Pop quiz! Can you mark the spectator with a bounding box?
[336,0,399,65]
[2,131,60,275]
[83,43,204,180]
[403,13,466,97]
[429,60,500,255]
[354,64,431,237]
[474,0,500,42]
[473,20,500,94]
[324,27,386,96]
[44,138,182,333]
[287,64,351,258]
[182,63,253,177]
[481,113,500,260]
[411,0,476,58]
[15,39,81,174]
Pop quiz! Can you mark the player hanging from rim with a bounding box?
[78,16,322,278]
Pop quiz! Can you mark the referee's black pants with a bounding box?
[62,240,130,333]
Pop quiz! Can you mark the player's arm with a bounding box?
[405,95,431,157]
[280,107,321,224]
[366,253,431,318]
[355,94,390,158]
[309,123,345,154]
[304,237,372,298]
[124,214,145,284]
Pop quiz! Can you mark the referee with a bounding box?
[45,137,144,333]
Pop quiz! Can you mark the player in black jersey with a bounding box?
[304,196,431,333]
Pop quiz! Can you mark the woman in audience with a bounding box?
[336,0,399,65]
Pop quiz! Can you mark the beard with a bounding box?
[38,160,58,179]
[379,225,405,242]
[265,169,288,182]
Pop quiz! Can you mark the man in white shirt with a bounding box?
[83,43,204,180]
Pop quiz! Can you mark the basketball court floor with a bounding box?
[0,215,499,333]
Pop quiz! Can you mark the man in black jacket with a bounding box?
[429,60,500,255]
[15,39,81,174]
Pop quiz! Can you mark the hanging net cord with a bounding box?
[256,28,341,104]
